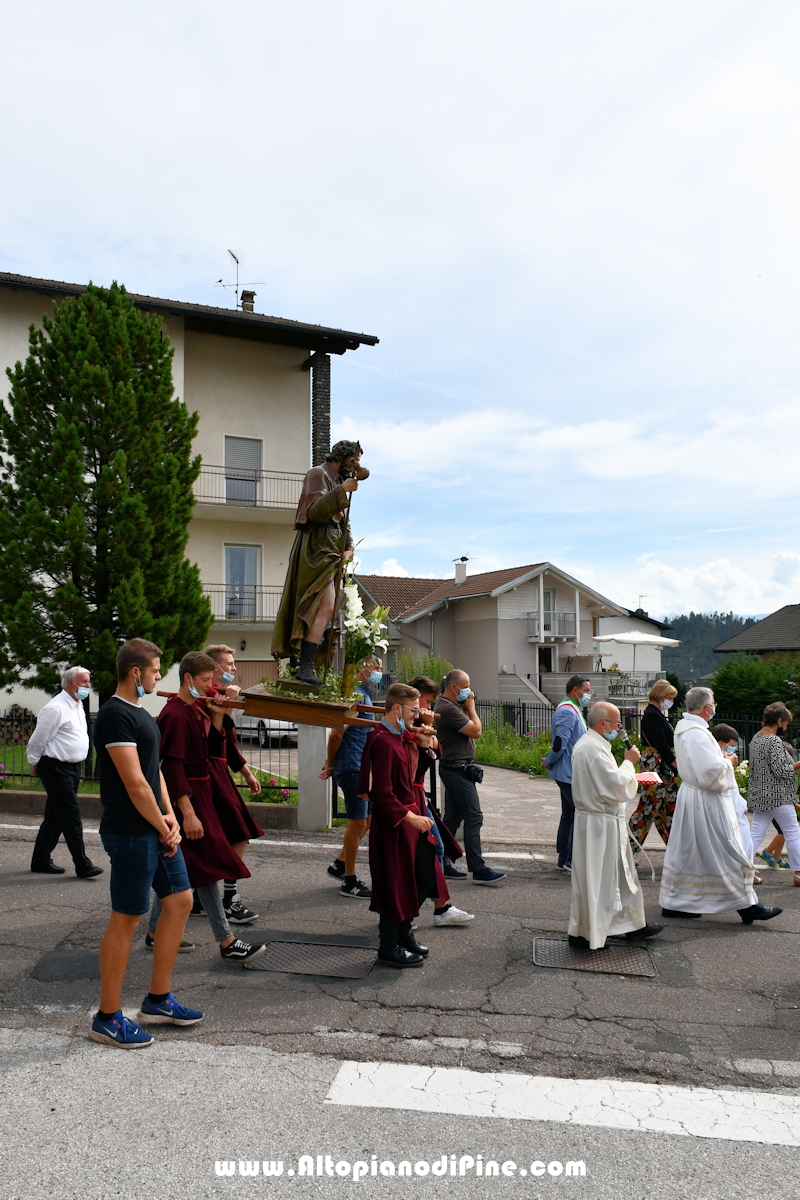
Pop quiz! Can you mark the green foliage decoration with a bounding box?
[710,653,800,716]
[0,282,212,703]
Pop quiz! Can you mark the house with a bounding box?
[0,271,378,706]
[357,561,668,706]
[715,605,800,660]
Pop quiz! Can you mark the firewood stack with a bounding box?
[1,704,37,745]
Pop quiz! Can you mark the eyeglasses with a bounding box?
[401,705,421,717]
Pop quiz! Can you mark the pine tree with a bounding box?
[0,281,212,702]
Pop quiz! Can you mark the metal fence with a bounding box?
[0,705,296,797]
[202,583,283,624]
[193,464,305,510]
[714,713,800,755]
[475,699,554,739]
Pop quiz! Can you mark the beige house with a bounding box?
[358,561,669,707]
[0,271,377,707]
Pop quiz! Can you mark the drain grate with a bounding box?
[245,940,376,979]
[533,936,657,977]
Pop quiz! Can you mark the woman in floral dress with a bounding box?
[629,680,679,851]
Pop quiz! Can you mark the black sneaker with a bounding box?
[223,894,258,924]
[189,890,205,917]
[220,939,266,964]
[443,862,468,880]
[144,931,196,953]
[327,859,346,879]
[340,878,371,899]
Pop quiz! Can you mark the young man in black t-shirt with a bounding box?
[90,639,202,1048]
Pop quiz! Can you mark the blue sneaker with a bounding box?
[472,866,506,885]
[136,992,204,1026]
[89,1010,154,1048]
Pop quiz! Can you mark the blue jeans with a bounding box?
[427,805,444,866]
[556,780,574,867]
[100,830,190,916]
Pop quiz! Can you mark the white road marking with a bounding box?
[735,1059,800,1077]
[326,1060,800,1146]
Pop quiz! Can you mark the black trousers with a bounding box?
[555,780,575,867]
[439,764,485,872]
[379,835,438,950]
[31,757,92,872]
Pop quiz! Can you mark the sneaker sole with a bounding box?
[433,919,474,926]
[188,911,206,918]
[224,914,258,924]
[136,1011,204,1026]
[88,1030,153,1048]
[145,941,196,953]
[339,892,371,899]
[226,944,267,965]
[472,878,505,886]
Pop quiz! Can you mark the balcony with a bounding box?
[606,671,665,701]
[527,611,577,641]
[203,583,283,625]
[193,464,305,523]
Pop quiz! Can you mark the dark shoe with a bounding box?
[77,864,103,879]
[739,903,783,924]
[568,935,590,949]
[144,932,195,953]
[557,863,572,874]
[443,861,468,880]
[340,878,371,899]
[31,860,65,875]
[295,661,323,685]
[223,895,258,924]
[400,934,429,958]
[377,946,424,968]
[327,859,346,879]
[661,908,702,919]
[189,890,205,917]
[625,923,664,942]
[472,867,506,885]
[220,939,267,964]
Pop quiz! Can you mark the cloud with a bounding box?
[630,553,800,616]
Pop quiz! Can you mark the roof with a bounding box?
[397,564,547,620]
[627,607,673,632]
[0,271,379,356]
[715,605,800,654]
[356,574,444,619]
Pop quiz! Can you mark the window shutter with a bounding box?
[224,436,261,472]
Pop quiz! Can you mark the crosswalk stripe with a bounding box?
[326,1060,800,1146]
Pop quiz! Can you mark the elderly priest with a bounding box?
[568,702,663,950]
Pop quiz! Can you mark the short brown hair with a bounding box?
[763,701,792,727]
[648,679,678,704]
[116,638,162,682]
[204,644,235,663]
[712,723,739,743]
[385,683,420,710]
[179,651,217,682]
[408,675,438,699]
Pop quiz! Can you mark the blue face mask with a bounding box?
[397,715,406,733]
[726,745,737,755]
[457,687,471,703]
[220,671,235,685]
[76,686,90,701]
[134,671,145,698]
[189,685,201,700]
[580,692,591,705]
[368,671,382,687]
[604,730,618,742]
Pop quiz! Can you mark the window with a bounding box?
[224,436,261,505]
[224,544,260,619]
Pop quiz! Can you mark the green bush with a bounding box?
[396,650,453,686]
[711,653,800,716]
[474,723,552,776]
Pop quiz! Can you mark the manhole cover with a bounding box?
[245,941,376,979]
[533,936,656,977]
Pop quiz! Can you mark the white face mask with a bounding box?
[660,699,673,712]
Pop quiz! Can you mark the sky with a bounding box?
[2,1,800,618]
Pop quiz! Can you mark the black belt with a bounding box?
[440,760,474,769]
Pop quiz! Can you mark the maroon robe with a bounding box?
[158,697,249,888]
[413,745,463,904]
[208,714,264,844]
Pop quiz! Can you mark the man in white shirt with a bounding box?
[28,666,102,878]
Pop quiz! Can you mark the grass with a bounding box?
[1,745,101,793]
[231,767,298,804]
[474,723,552,777]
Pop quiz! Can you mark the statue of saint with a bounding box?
[272,440,367,684]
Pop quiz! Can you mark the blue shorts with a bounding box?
[100,831,191,916]
[335,769,372,821]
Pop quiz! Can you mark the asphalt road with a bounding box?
[1,815,800,1198]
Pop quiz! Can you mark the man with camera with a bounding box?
[434,669,505,886]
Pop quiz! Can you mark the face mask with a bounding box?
[397,714,406,733]
[725,745,737,755]
[580,692,591,705]
[189,685,201,700]
[367,671,382,687]
[660,699,673,712]
[709,707,716,719]
[220,671,235,685]
[456,687,471,703]
[76,686,90,700]
[134,672,145,698]
[604,730,618,742]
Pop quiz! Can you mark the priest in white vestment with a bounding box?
[568,702,663,950]
[659,687,781,924]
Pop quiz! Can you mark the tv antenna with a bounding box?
[214,250,264,311]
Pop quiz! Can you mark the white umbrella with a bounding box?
[592,630,681,673]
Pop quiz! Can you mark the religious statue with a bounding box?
[272,439,368,685]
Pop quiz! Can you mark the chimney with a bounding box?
[240,290,256,313]
[454,556,469,586]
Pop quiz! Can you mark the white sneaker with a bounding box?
[433,905,475,927]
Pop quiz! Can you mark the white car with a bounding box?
[231,708,298,747]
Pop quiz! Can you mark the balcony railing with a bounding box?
[606,671,665,699]
[203,584,284,624]
[193,464,305,511]
[527,611,577,639]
